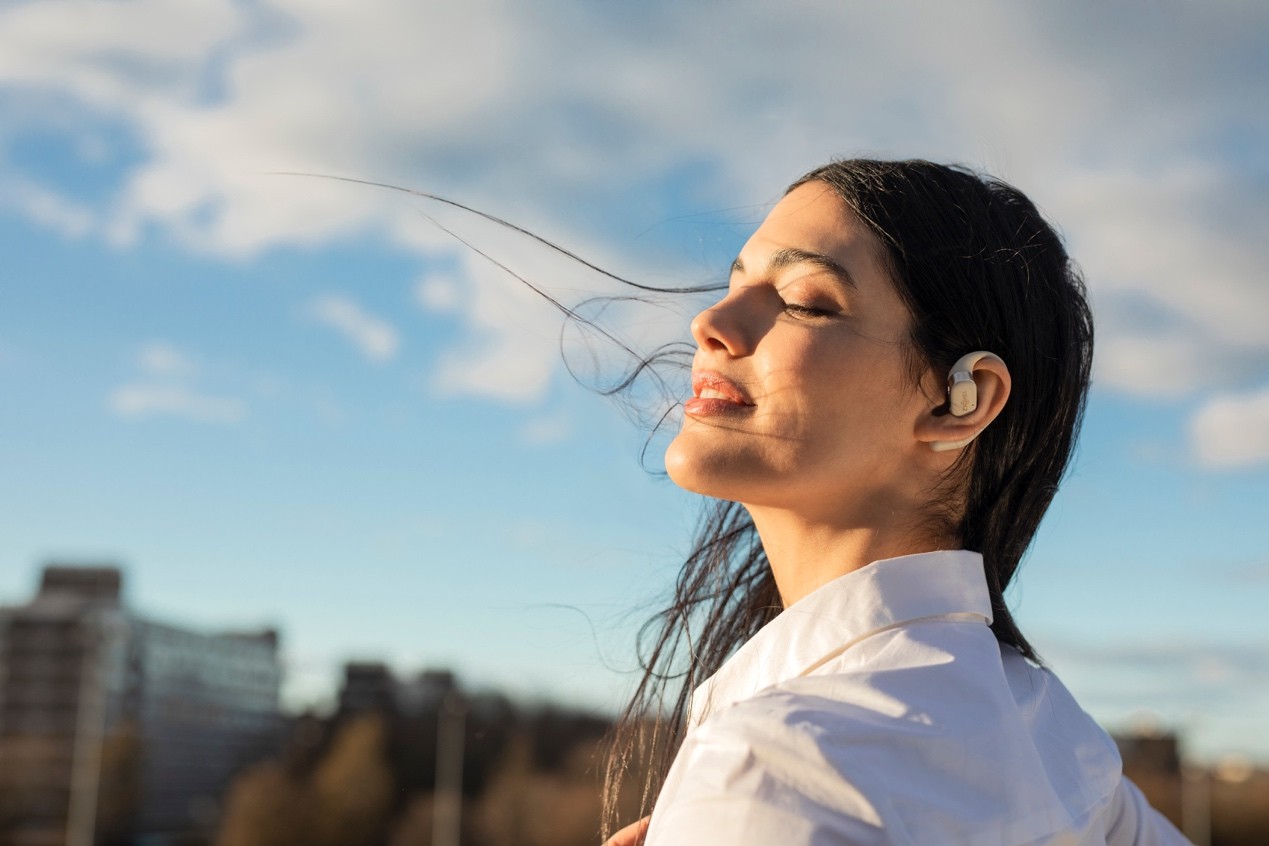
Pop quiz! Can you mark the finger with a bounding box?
[603,816,651,846]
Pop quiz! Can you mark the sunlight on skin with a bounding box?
[664,182,1010,607]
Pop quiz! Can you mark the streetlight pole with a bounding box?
[1180,761,1211,846]
[432,692,466,846]
[67,617,108,846]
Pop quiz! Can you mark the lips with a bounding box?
[685,371,755,417]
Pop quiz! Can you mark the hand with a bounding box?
[603,816,650,846]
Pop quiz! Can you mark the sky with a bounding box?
[1,1,1267,763]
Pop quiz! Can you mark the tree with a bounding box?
[311,714,396,846]
[216,760,314,846]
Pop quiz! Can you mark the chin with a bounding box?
[663,433,699,491]
[664,429,752,501]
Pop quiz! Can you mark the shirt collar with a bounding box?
[689,549,993,727]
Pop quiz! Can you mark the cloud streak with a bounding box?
[108,341,247,424]
[305,294,400,363]
[109,383,246,424]
[137,341,197,378]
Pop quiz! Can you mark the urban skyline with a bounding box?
[1,562,1263,846]
[0,564,281,844]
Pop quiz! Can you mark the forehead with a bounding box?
[739,181,888,281]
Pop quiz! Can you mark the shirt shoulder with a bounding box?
[648,688,899,846]
[649,623,1133,846]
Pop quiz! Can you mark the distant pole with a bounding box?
[432,693,466,846]
[1180,762,1211,846]
[67,619,107,846]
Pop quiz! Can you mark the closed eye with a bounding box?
[781,302,836,318]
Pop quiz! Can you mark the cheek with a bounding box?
[789,339,913,448]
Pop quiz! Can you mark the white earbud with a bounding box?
[930,351,1005,452]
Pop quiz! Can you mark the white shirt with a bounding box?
[644,550,1191,846]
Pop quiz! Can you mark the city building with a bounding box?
[0,564,281,846]
[337,664,460,718]
[336,661,397,715]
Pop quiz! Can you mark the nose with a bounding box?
[689,292,756,357]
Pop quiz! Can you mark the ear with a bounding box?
[914,352,1011,453]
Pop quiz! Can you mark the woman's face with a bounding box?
[665,182,934,522]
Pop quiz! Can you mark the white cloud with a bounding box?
[0,0,241,82]
[110,341,247,424]
[1094,333,1210,398]
[414,222,620,402]
[2,1,1267,405]
[1046,165,1269,397]
[137,341,197,377]
[109,383,246,424]
[0,176,95,238]
[1189,386,1269,468]
[414,270,462,313]
[431,331,554,404]
[305,294,399,363]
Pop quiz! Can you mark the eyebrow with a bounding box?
[730,247,858,291]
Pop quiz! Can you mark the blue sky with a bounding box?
[2,1,1268,762]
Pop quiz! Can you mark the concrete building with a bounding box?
[0,565,281,846]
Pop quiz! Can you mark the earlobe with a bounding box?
[921,351,1011,452]
[929,432,980,453]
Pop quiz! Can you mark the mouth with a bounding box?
[686,371,755,417]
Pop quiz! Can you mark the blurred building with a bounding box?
[337,664,458,718]
[0,564,281,846]
[336,661,397,715]
[1115,729,1182,775]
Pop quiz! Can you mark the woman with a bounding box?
[602,160,1190,845]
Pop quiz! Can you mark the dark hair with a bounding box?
[601,158,1095,838]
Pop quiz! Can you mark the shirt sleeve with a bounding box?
[1103,777,1194,846]
[643,701,896,846]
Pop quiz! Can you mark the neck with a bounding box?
[746,503,955,607]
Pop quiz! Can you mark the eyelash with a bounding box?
[781,301,834,318]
